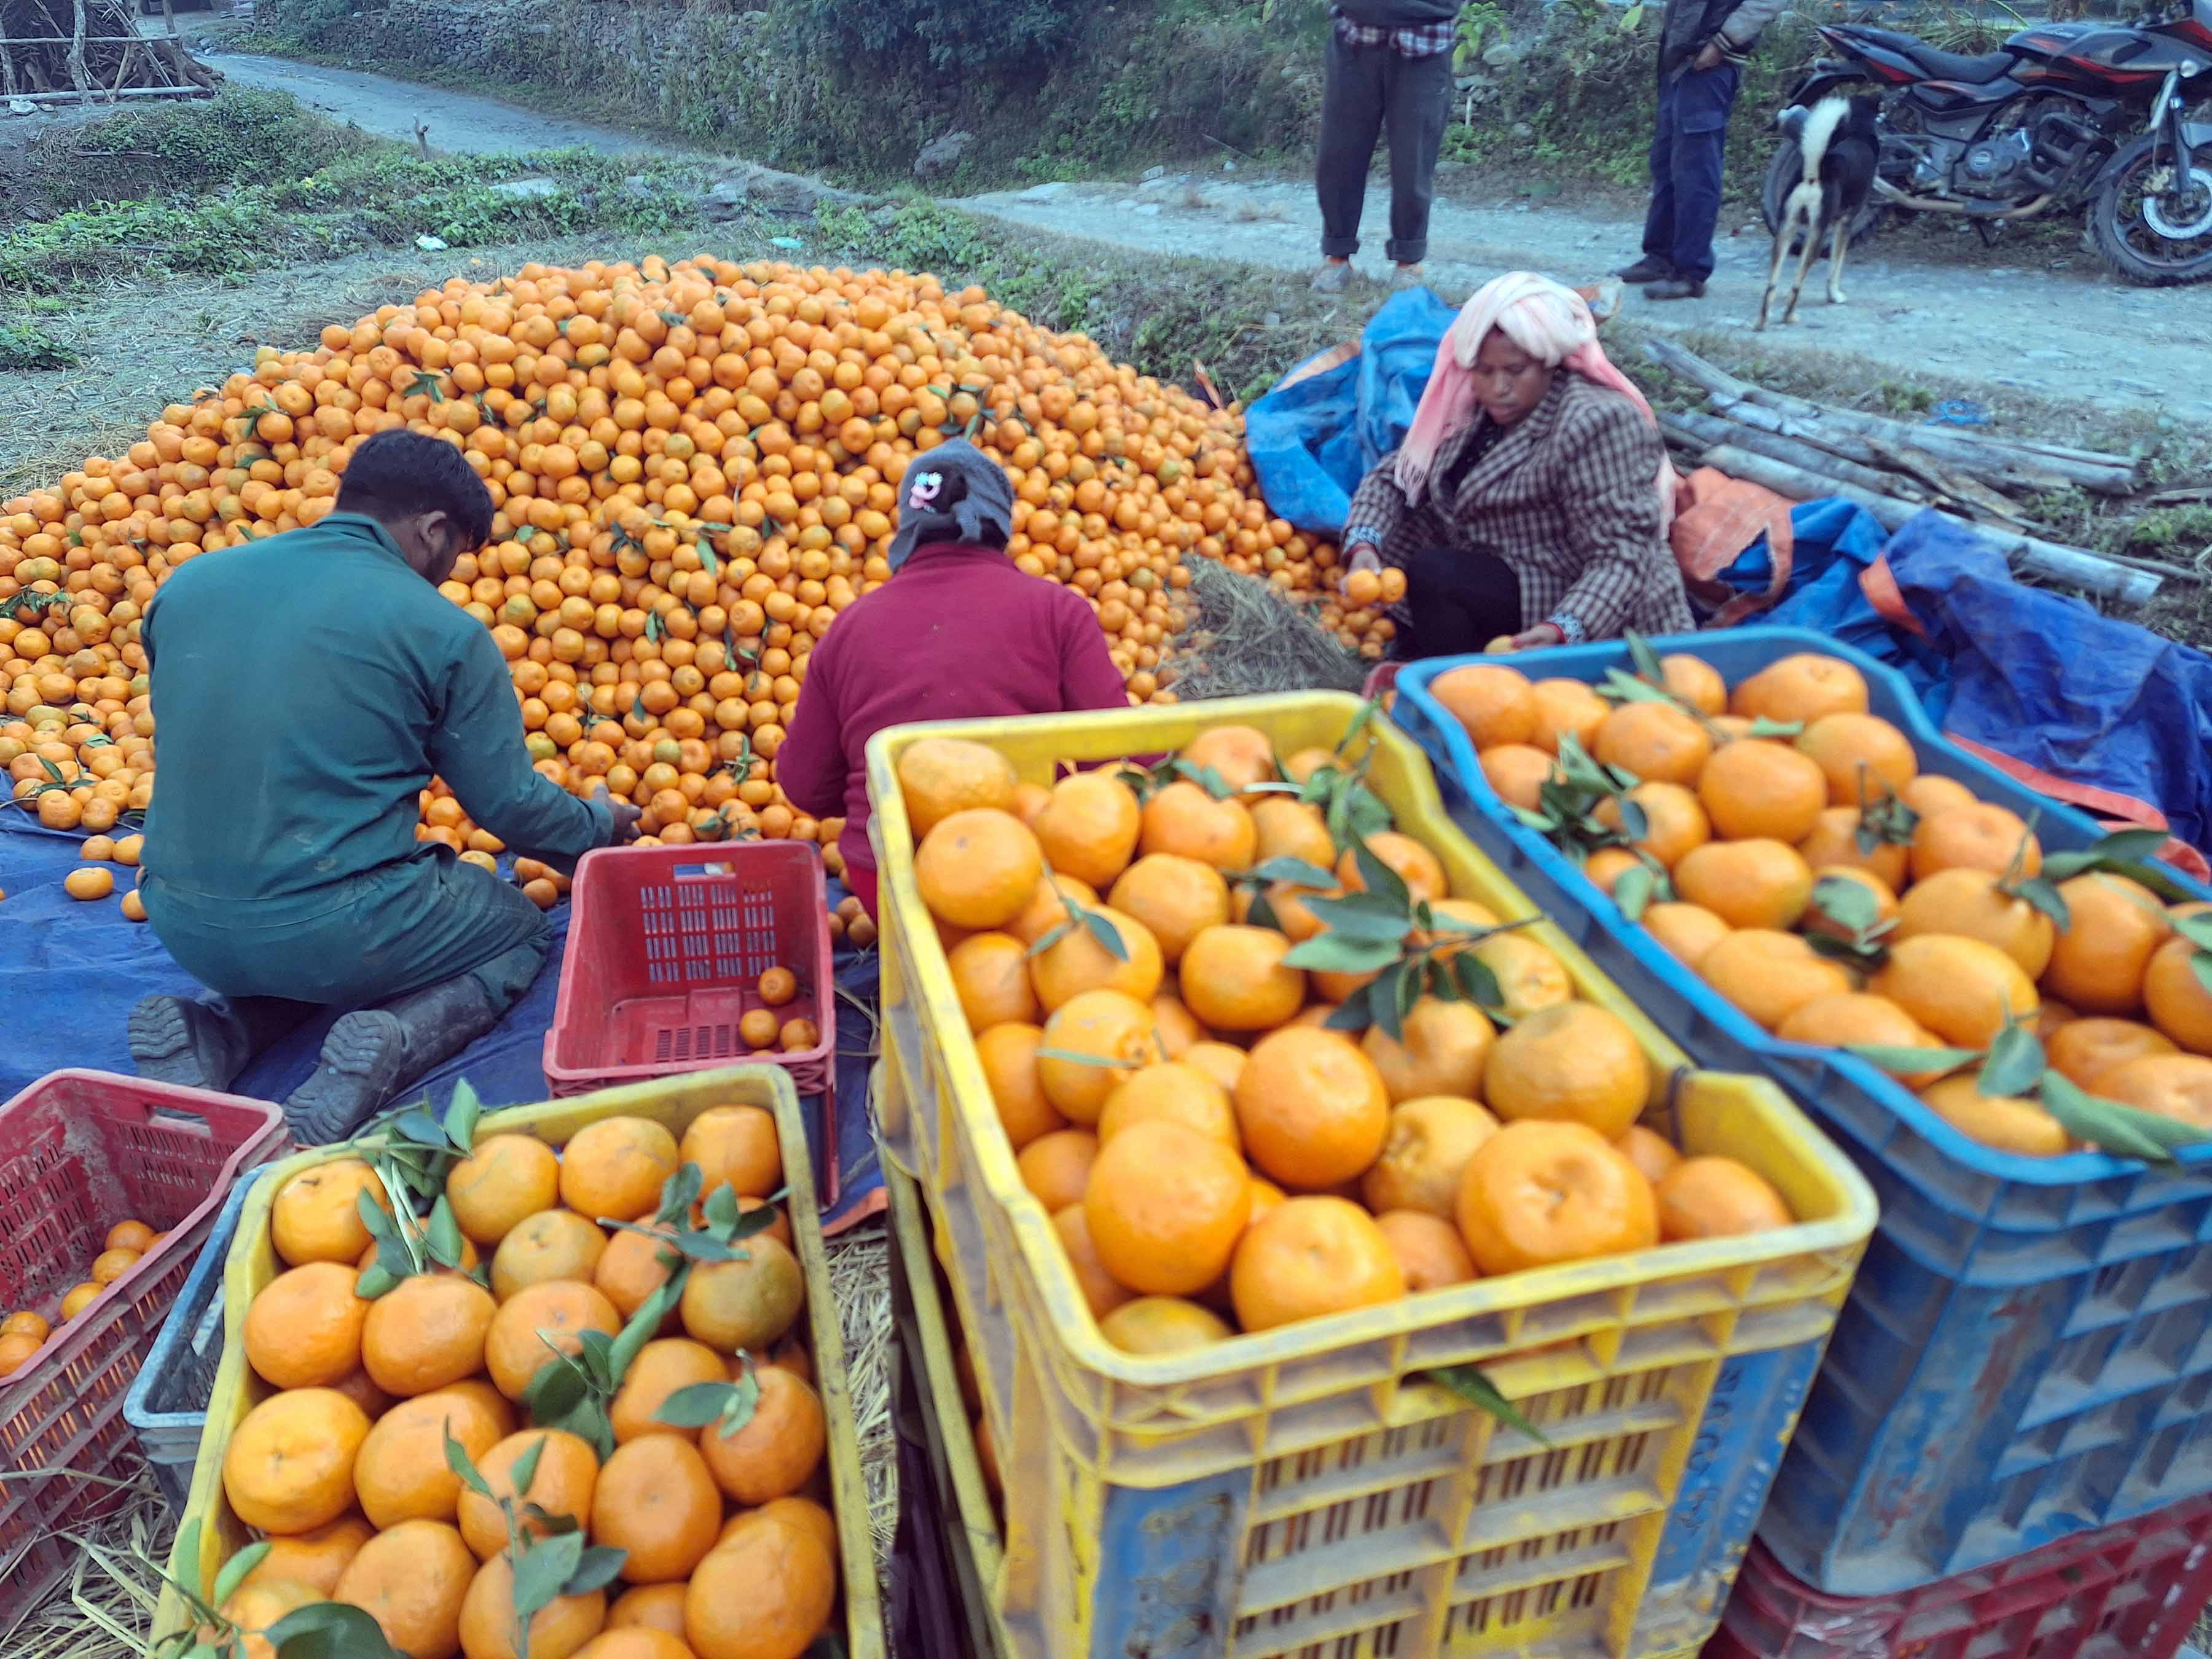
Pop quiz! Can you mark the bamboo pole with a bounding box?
[1663,410,1916,501]
[65,0,88,94]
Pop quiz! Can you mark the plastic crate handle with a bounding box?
[144,1104,219,1135]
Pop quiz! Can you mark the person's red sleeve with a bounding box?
[776,638,849,818]
[1059,594,1134,712]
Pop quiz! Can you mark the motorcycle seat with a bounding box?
[1854,26,2020,83]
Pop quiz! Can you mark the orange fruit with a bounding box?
[577,1630,698,1659]
[1776,993,1953,1087]
[1582,848,1643,896]
[213,1577,321,1659]
[63,867,112,901]
[1032,774,1142,890]
[0,1330,37,1375]
[224,1387,372,1534]
[1096,1062,1239,1149]
[1028,903,1163,1011]
[756,968,798,1008]
[445,1135,562,1247]
[91,1247,140,1284]
[1462,931,1575,1020]
[2096,1053,2212,1129]
[238,1515,374,1598]
[1872,934,2039,1049]
[1919,1075,2073,1156]
[1249,796,1337,868]
[1902,775,1978,819]
[896,737,1019,837]
[1796,712,1917,806]
[2045,1018,2179,1091]
[1097,1296,1234,1355]
[1481,1002,1649,1138]
[458,1549,608,1659]
[1698,929,1854,1033]
[1006,874,1097,947]
[58,1281,101,1320]
[679,1233,806,1354]
[1479,744,1558,811]
[1595,781,1710,869]
[1660,654,1728,716]
[1016,1128,1100,1212]
[1455,1120,1660,1276]
[1108,855,1231,964]
[1673,838,1814,931]
[1139,781,1258,871]
[1338,831,1447,903]
[1183,724,1278,791]
[1430,662,1536,749]
[1803,867,1900,943]
[1656,1158,1792,1240]
[1036,989,1165,1123]
[1360,1096,1500,1216]
[750,1496,839,1571]
[2040,873,2171,1015]
[1642,901,1732,970]
[1697,739,1829,844]
[1729,654,1869,726]
[947,932,1042,1031]
[1910,802,2040,884]
[272,1159,392,1266]
[106,1219,155,1253]
[486,1279,622,1402]
[1084,1120,1252,1296]
[739,1009,782,1049]
[1012,782,1053,826]
[1052,1206,1135,1320]
[608,1338,729,1447]
[1,1309,47,1341]
[1360,997,1496,1103]
[1615,1124,1682,1186]
[2144,935,2212,1054]
[1592,700,1712,787]
[243,1261,368,1389]
[491,1209,609,1301]
[457,1428,601,1559]
[697,1365,825,1505]
[1528,678,1612,755]
[1180,1040,1247,1095]
[683,1507,836,1659]
[592,1435,723,1584]
[974,1022,1067,1150]
[678,1105,782,1202]
[1179,924,1305,1032]
[1230,1196,1405,1332]
[334,1519,476,1657]
[1795,805,1911,891]
[1893,868,2056,979]
[362,1271,498,1397]
[1375,1209,1478,1291]
[353,1384,508,1530]
[1151,993,1209,1057]
[1233,1027,1392,1190]
[917,807,1045,929]
[606,1584,691,1639]
[594,1222,683,1324]
[559,1116,681,1224]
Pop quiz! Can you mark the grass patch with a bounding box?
[0,321,79,369]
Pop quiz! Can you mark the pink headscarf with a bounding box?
[1394,272,1674,524]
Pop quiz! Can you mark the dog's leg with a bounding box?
[1757,197,1802,331]
[1826,215,1850,305]
[1781,205,1824,324]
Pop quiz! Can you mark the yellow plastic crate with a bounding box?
[152,1066,885,1659]
[864,692,1877,1659]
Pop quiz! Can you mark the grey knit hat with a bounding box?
[885,440,1016,572]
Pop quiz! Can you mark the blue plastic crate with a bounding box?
[122,1166,270,1513]
[1393,628,2212,1598]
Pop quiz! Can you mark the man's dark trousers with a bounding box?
[1316,33,1454,265]
[1640,61,1742,283]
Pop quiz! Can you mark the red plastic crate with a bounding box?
[0,1070,286,1609]
[1706,1496,2212,1659]
[543,841,836,1113]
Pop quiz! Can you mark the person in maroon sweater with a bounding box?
[778,441,1129,920]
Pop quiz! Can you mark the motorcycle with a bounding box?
[1762,0,2212,284]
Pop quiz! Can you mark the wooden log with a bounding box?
[1695,442,2162,605]
[1716,397,2050,516]
[0,80,203,101]
[1664,410,1916,501]
[66,0,88,93]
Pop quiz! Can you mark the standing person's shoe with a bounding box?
[1615,256,1674,283]
[1309,258,1354,294]
[1389,262,1427,291]
[1644,277,1708,300]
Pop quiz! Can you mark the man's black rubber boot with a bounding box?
[129,994,297,1093]
[1615,256,1673,283]
[1644,276,1708,300]
[283,941,543,1143]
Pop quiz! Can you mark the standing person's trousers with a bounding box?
[1640,61,1743,284]
[1316,34,1455,265]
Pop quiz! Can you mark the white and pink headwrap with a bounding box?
[1393,272,1673,523]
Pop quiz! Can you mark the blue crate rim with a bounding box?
[1395,627,2212,1191]
[122,1164,274,1436]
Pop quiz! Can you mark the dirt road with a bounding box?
[141,53,2212,420]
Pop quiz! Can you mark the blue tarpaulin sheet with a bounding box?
[0,825,883,1230]
[1244,294,2212,856]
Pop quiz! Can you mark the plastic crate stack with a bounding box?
[1393,629,2212,1659]
[864,692,1878,1659]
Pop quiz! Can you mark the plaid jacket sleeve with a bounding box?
[1548,395,1669,643]
[1343,457,1411,555]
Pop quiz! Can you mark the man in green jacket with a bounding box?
[129,429,638,1140]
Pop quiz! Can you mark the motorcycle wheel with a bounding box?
[1760,140,1889,246]
[2091,133,2212,286]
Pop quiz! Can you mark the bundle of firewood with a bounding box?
[1,0,218,105]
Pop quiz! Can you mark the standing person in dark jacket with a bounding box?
[1618,0,1789,300]
[1311,0,1459,294]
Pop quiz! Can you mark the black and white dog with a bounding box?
[1757,95,1881,331]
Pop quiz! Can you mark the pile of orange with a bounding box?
[0,1217,162,1376]
[0,257,1339,863]
[895,726,1796,1355]
[203,1105,846,1659]
[1432,649,2212,1157]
